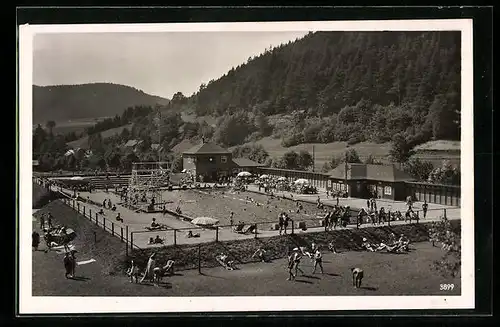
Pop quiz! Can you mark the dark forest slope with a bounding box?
[188,31,461,143]
[33,83,170,123]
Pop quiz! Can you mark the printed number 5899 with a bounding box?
[440,284,454,291]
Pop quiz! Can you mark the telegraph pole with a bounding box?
[344,145,349,197]
[312,145,315,172]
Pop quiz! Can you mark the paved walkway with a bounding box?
[245,185,461,220]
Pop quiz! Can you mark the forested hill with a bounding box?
[187,31,460,145]
[33,83,170,123]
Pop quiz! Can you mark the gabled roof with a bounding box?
[232,157,266,168]
[329,163,414,182]
[183,141,231,155]
[124,139,143,147]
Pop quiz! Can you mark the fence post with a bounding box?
[83,206,86,216]
[126,226,129,257]
[121,227,123,242]
[254,224,258,239]
[112,222,115,236]
[103,216,106,230]
[444,208,447,220]
[198,244,201,275]
[93,231,97,244]
[174,229,177,246]
[77,203,80,213]
[130,232,134,252]
[291,220,295,235]
[89,208,92,218]
[95,213,98,225]
[215,226,219,242]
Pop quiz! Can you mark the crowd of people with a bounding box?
[361,233,411,253]
[126,253,175,286]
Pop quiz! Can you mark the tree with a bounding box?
[231,143,269,164]
[87,132,104,154]
[389,133,415,165]
[403,157,434,181]
[429,217,461,278]
[46,120,56,136]
[337,148,362,164]
[428,160,460,185]
[364,154,382,165]
[297,150,314,170]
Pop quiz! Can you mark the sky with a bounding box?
[33,31,309,99]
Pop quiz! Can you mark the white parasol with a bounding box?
[294,178,309,185]
[237,171,252,177]
[192,217,219,226]
[277,176,287,181]
[70,176,84,181]
[259,174,269,179]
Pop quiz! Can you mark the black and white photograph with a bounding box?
[18,18,475,313]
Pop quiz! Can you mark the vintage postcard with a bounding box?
[18,19,474,313]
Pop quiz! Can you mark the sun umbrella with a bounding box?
[237,171,252,177]
[192,217,219,226]
[294,178,309,184]
[277,176,287,181]
[70,176,84,181]
[181,169,187,173]
[259,174,269,179]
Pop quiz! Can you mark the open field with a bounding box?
[67,123,133,149]
[34,117,110,135]
[232,137,460,170]
[415,140,461,152]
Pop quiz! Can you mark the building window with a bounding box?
[221,156,227,163]
[384,186,392,195]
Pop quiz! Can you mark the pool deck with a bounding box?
[50,183,460,249]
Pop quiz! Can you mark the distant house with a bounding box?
[328,163,415,200]
[64,148,89,158]
[151,143,163,152]
[123,139,143,152]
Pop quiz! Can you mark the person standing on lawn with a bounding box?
[229,211,234,227]
[70,250,77,278]
[140,253,156,283]
[312,247,324,274]
[32,231,40,251]
[40,214,45,230]
[64,252,72,278]
[47,213,53,229]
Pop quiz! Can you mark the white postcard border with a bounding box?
[19,19,475,313]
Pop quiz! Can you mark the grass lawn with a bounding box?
[32,239,460,296]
